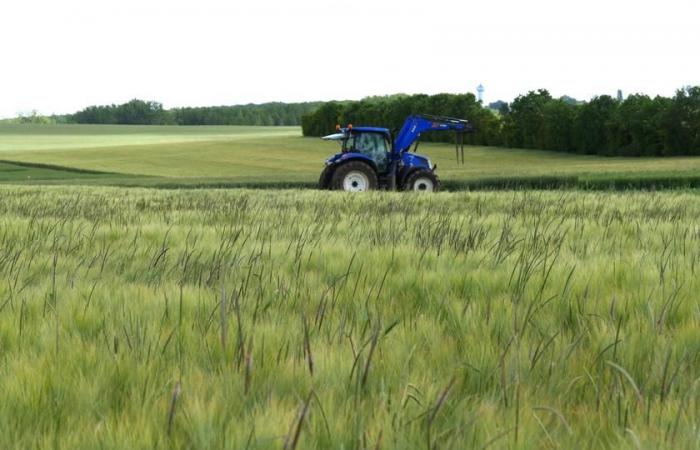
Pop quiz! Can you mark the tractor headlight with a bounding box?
[426,158,433,169]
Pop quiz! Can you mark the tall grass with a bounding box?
[0,186,698,448]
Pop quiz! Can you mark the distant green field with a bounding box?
[2,124,700,188]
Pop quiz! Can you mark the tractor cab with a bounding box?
[322,126,392,173]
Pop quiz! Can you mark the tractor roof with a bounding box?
[350,126,390,134]
[321,127,391,141]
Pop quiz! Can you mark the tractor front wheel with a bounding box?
[331,161,378,192]
[318,166,333,189]
[404,169,440,192]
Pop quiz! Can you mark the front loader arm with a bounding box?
[392,114,473,154]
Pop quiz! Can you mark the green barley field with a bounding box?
[1,125,700,449]
[1,187,700,449]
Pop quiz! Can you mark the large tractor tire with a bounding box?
[331,161,378,192]
[403,169,440,192]
[318,166,333,189]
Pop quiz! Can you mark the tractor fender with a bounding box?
[327,153,379,173]
[318,165,333,189]
[398,166,432,188]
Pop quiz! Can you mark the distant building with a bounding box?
[477,84,485,102]
[617,89,624,102]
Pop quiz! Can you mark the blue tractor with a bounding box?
[318,114,473,192]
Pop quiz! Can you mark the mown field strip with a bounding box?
[2,125,700,188]
[0,124,300,152]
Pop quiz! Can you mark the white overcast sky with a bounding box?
[0,0,698,118]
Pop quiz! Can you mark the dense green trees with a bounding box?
[607,95,670,156]
[572,96,617,155]
[72,100,169,125]
[70,100,321,126]
[300,101,345,136]
[65,87,700,157]
[661,87,700,156]
[542,99,576,152]
[502,89,552,149]
[172,102,321,126]
[302,87,700,157]
[301,93,502,146]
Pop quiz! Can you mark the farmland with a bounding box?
[1,186,700,449]
[1,125,700,449]
[3,124,700,188]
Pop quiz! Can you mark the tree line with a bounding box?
[301,87,700,157]
[301,93,502,146]
[17,88,700,157]
[69,99,322,126]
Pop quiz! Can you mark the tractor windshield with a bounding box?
[351,132,390,172]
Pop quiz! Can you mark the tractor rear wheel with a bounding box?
[331,161,378,192]
[404,169,440,192]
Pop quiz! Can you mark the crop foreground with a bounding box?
[0,187,699,449]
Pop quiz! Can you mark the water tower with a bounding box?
[477,84,485,102]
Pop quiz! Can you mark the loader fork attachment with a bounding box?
[455,132,465,165]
